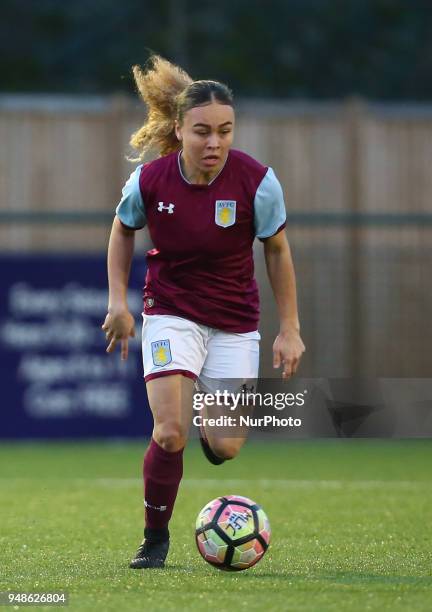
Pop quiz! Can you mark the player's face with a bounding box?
[175,102,235,181]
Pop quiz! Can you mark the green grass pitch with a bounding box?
[0,439,431,611]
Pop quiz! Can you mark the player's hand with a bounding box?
[101,308,136,361]
[273,325,305,379]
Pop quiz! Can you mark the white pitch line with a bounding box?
[183,479,430,489]
[0,478,428,489]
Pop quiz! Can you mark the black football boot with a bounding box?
[129,528,170,569]
[198,425,226,465]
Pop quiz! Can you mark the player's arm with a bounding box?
[102,217,136,360]
[107,216,135,309]
[263,230,305,378]
[102,166,146,360]
[263,230,300,332]
[254,166,305,378]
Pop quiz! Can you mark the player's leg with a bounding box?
[130,374,194,569]
[130,314,207,569]
[143,374,194,533]
[197,329,260,463]
[198,385,251,461]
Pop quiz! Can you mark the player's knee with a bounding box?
[154,423,187,452]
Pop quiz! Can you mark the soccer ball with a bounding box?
[195,495,271,571]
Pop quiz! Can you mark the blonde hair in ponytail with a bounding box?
[130,55,192,160]
[130,54,234,161]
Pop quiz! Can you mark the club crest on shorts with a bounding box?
[151,339,172,367]
[215,200,236,228]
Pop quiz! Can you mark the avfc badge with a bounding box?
[215,200,236,228]
[151,340,172,367]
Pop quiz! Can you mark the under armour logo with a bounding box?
[157,201,175,214]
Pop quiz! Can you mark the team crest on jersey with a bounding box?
[151,340,172,367]
[215,200,236,228]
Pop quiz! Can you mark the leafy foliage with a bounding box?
[1,0,431,98]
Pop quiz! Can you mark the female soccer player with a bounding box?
[102,55,305,569]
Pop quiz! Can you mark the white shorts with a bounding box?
[142,314,260,394]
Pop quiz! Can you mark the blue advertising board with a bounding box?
[0,254,153,439]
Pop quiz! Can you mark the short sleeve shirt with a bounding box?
[116,149,286,332]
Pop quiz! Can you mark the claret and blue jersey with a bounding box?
[116,149,286,333]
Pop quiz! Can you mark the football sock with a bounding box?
[144,526,169,543]
[143,437,184,535]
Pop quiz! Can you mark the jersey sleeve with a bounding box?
[115,165,146,229]
[253,167,287,241]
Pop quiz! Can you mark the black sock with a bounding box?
[144,526,169,543]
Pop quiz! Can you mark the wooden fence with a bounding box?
[0,95,431,378]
